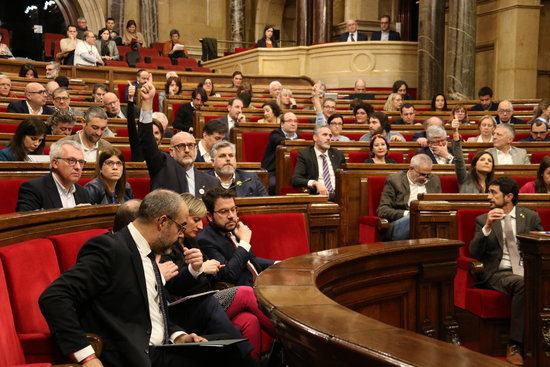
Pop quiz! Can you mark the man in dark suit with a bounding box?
[371,15,401,41]
[377,154,441,240]
[139,82,218,198]
[495,100,524,125]
[16,140,89,212]
[345,79,375,100]
[339,19,368,42]
[392,103,417,125]
[262,112,301,193]
[470,177,542,366]
[39,190,242,366]
[520,120,550,142]
[218,97,246,140]
[208,141,268,197]
[416,125,455,165]
[196,119,228,162]
[412,116,445,147]
[291,125,345,200]
[173,87,207,133]
[103,92,140,119]
[198,187,275,286]
[7,82,55,115]
[470,86,499,112]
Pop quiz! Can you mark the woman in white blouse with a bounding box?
[74,31,104,66]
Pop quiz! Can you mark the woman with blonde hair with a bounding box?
[277,88,297,110]
[383,92,403,112]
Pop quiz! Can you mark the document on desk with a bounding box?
[156,339,247,348]
[167,290,217,307]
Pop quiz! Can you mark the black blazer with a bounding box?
[16,172,89,212]
[256,38,278,48]
[495,116,524,125]
[7,100,55,115]
[371,30,401,41]
[261,129,301,174]
[291,146,346,194]
[339,32,368,42]
[470,102,498,112]
[193,167,220,198]
[173,102,195,132]
[206,169,268,197]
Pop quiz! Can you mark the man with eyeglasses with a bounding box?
[0,75,16,98]
[377,154,441,241]
[198,186,275,286]
[486,124,530,165]
[52,87,83,117]
[416,125,455,165]
[371,15,401,41]
[495,100,523,125]
[74,31,103,66]
[412,116,444,147]
[520,120,550,142]
[16,140,90,212]
[173,87,208,133]
[103,92,139,119]
[7,82,55,115]
[311,97,336,126]
[345,79,375,100]
[139,82,218,198]
[338,19,367,42]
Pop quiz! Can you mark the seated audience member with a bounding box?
[346,79,375,100]
[371,15,401,41]
[0,116,47,161]
[471,86,499,111]
[383,92,403,112]
[328,114,350,141]
[152,112,172,138]
[229,71,243,89]
[45,61,60,79]
[486,123,530,164]
[268,81,282,99]
[58,25,78,65]
[219,97,246,139]
[208,141,268,197]
[520,120,550,141]
[0,32,14,58]
[60,106,113,162]
[377,154,441,240]
[392,80,413,100]
[74,31,104,66]
[412,116,445,146]
[127,69,150,100]
[85,148,133,204]
[359,111,405,142]
[531,98,550,125]
[197,119,228,162]
[520,156,550,193]
[162,29,188,61]
[138,82,218,197]
[496,100,524,125]
[173,87,207,132]
[0,75,16,97]
[430,93,448,112]
[158,76,182,112]
[7,82,55,115]
[19,63,38,78]
[416,125,455,164]
[258,101,281,124]
[257,24,278,47]
[105,17,122,45]
[198,78,220,97]
[311,96,336,126]
[54,76,70,88]
[46,81,60,98]
[122,19,144,47]
[469,176,542,366]
[47,110,76,136]
[365,134,396,164]
[84,83,108,103]
[236,82,253,107]
[52,87,84,117]
[103,92,139,118]
[198,187,276,286]
[75,17,88,39]
[339,19,367,42]
[16,140,89,211]
[96,28,120,62]
[467,115,496,142]
[262,112,301,193]
[277,88,297,110]
[392,103,417,125]
[451,120,495,193]
[353,102,374,124]
[291,125,345,200]
[449,104,469,125]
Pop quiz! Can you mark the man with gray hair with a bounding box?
[45,62,60,79]
[496,100,524,125]
[416,124,455,164]
[268,80,282,99]
[16,140,90,211]
[378,154,441,240]
[0,75,16,98]
[60,106,113,162]
[486,124,530,165]
[208,141,268,197]
[52,87,84,117]
[47,110,77,136]
[412,116,444,147]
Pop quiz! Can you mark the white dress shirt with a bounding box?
[496,147,514,165]
[197,140,211,162]
[380,31,390,41]
[482,207,516,270]
[77,131,99,162]
[52,172,77,209]
[308,147,336,190]
[347,31,358,42]
[186,167,195,196]
[404,172,427,216]
[25,101,43,115]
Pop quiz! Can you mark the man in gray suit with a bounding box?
[469,177,542,366]
[377,154,441,240]
[486,124,530,165]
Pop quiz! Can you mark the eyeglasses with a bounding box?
[54,97,69,102]
[532,131,547,135]
[166,215,186,234]
[28,90,47,95]
[498,109,512,114]
[104,101,118,107]
[213,206,238,216]
[56,157,86,166]
[323,105,336,110]
[428,139,447,146]
[414,168,432,179]
[103,160,124,167]
[172,143,196,151]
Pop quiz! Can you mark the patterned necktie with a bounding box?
[320,154,334,193]
[503,215,524,276]
[350,33,355,42]
[147,252,170,344]
[226,232,259,282]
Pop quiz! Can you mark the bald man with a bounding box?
[339,19,368,42]
[7,82,55,115]
[495,100,524,125]
[346,79,374,100]
[103,92,140,119]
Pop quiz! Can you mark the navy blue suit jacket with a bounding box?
[7,100,55,115]
[206,169,268,197]
[371,30,401,41]
[172,102,195,132]
[470,102,498,112]
[261,129,301,174]
[339,32,368,42]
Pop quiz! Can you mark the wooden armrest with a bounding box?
[214,282,235,290]
[376,218,390,232]
[468,260,484,275]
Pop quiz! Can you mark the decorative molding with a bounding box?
[76,0,106,36]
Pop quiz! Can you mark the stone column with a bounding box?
[296,0,310,46]
[230,0,245,49]
[417,0,445,100]
[140,0,158,46]
[446,0,476,100]
[312,0,332,44]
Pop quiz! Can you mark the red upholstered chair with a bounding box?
[134,62,153,69]
[440,176,459,193]
[127,177,151,199]
[0,179,27,214]
[513,132,530,141]
[144,56,172,67]
[241,132,270,162]
[348,152,370,163]
[138,47,160,58]
[117,83,128,103]
[0,28,10,47]
[115,128,129,137]
[280,151,301,194]
[105,60,128,67]
[530,153,549,164]
[346,133,363,141]
[120,149,132,162]
[0,123,18,133]
[301,132,313,140]
[150,42,164,54]
[43,33,64,61]
[49,229,108,273]
[537,209,550,230]
[0,106,7,112]
[176,58,199,68]
[116,45,132,61]
[358,176,388,243]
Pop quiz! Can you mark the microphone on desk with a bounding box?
[228,177,252,190]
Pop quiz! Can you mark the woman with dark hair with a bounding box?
[197,78,220,97]
[256,25,278,48]
[158,76,182,111]
[96,28,120,62]
[449,104,469,125]
[520,156,550,193]
[229,71,243,89]
[0,117,46,161]
[452,120,495,193]
[122,19,144,47]
[431,93,448,111]
[328,114,349,142]
[258,101,281,123]
[359,111,405,142]
[19,63,38,78]
[353,102,374,124]
[392,80,413,100]
[84,148,134,204]
[236,81,253,107]
[365,134,396,164]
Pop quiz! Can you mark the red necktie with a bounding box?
[226,232,258,282]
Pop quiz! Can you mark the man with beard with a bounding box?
[520,120,550,142]
[198,187,275,286]
[39,189,244,366]
[208,141,267,197]
[470,177,542,366]
[173,87,207,133]
[138,82,218,198]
